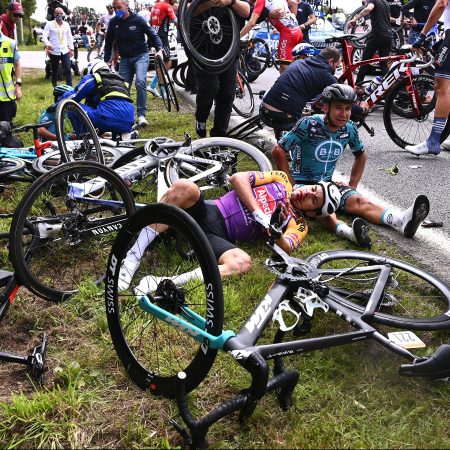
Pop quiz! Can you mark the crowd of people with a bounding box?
[0,0,446,281]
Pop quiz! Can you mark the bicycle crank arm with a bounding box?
[361,120,375,137]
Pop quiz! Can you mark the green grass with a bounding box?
[0,71,449,448]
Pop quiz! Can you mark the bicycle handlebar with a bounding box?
[14,121,53,132]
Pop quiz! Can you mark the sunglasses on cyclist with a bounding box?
[13,13,23,17]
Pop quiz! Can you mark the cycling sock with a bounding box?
[381,208,402,229]
[149,75,158,89]
[135,267,204,295]
[128,227,159,261]
[336,222,357,244]
[426,117,446,154]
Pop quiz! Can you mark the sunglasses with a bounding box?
[13,13,23,17]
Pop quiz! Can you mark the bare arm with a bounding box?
[228,172,261,212]
[348,150,366,189]
[348,2,374,25]
[271,145,295,186]
[13,59,22,101]
[421,0,447,35]
[240,12,259,37]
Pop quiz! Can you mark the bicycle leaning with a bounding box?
[105,203,450,447]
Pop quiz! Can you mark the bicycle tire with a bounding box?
[165,137,271,196]
[0,157,26,179]
[106,203,224,397]
[231,70,254,118]
[244,38,270,78]
[172,60,188,89]
[9,161,136,302]
[178,0,240,71]
[226,114,265,140]
[383,74,435,149]
[155,55,179,112]
[343,6,371,48]
[32,147,121,175]
[56,99,104,165]
[306,249,450,330]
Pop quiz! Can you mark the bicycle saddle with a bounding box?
[399,344,450,380]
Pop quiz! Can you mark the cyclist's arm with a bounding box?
[348,150,366,189]
[420,0,447,35]
[271,145,296,186]
[280,214,308,253]
[240,12,260,37]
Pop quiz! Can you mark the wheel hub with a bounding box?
[203,16,223,44]
[154,279,186,314]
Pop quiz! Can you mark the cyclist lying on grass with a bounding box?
[118,170,342,291]
[272,83,430,250]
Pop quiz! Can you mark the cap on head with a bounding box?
[317,181,341,217]
[322,83,357,104]
[7,2,24,16]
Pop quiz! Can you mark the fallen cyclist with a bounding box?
[118,170,342,291]
[271,83,430,249]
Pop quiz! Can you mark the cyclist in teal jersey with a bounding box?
[272,83,431,249]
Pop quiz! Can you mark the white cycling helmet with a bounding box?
[84,58,109,75]
[317,181,342,217]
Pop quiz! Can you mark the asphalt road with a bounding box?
[21,49,450,281]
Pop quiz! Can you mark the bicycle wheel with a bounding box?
[32,147,121,175]
[56,99,104,165]
[0,157,26,179]
[155,55,179,112]
[306,249,450,330]
[106,203,224,397]
[9,161,136,302]
[165,137,271,197]
[244,38,270,78]
[231,70,255,118]
[383,74,435,149]
[343,6,371,48]
[172,60,188,89]
[178,0,239,71]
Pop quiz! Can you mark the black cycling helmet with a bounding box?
[322,83,357,104]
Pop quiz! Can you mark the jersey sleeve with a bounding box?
[249,171,292,194]
[278,116,309,153]
[253,0,265,16]
[347,121,364,154]
[282,215,308,251]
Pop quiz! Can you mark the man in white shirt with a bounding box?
[42,7,74,87]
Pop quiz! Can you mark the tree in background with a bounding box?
[71,6,98,26]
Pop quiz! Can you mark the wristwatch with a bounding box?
[14,79,22,86]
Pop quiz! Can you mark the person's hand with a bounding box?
[46,44,54,51]
[359,100,370,114]
[252,209,271,230]
[69,49,74,58]
[15,85,22,101]
[155,49,164,61]
[347,18,356,27]
[412,33,426,48]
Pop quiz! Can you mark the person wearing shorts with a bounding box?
[240,0,303,73]
[147,0,178,97]
[406,0,450,155]
[273,84,431,249]
[116,171,343,291]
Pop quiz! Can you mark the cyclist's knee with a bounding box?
[220,249,252,276]
[345,194,376,214]
[162,179,199,207]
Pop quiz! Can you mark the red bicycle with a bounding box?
[325,34,436,149]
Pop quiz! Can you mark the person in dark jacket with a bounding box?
[402,0,435,44]
[104,0,163,128]
[260,46,342,139]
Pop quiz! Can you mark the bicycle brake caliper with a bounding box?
[293,287,329,317]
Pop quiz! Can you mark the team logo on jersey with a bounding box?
[315,140,344,162]
[338,132,349,139]
[254,186,276,216]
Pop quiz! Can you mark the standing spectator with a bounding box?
[402,0,435,44]
[77,22,92,49]
[347,0,392,86]
[104,0,163,128]
[147,0,178,97]
[406,0,450,155]
[0,2,24,39]
[96,4,115,48]
[0,23,22,124]
[138,3,152,24]
[194,0,250,138]
[296,0,316,43]
[42,7,74,87]
[46,0,70,21]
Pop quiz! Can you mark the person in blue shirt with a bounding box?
[272,83,430,249]
[37,84,74,141]
[57,59,135,138]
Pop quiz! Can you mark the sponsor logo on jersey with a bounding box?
[315,140,344,163]
[338,132,349,139]
[254,186,276,216]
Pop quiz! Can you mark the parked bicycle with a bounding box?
[105,203,450,447]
